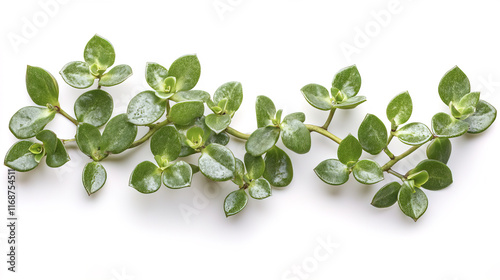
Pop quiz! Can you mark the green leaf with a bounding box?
[464,100,497,134]
[127,90,166,125]
[332,96,366,109]
[129,161,162,194]
[337,134,362,165]
[263,146,293,187]
[26,66,59,106]
[168,101,205,125]
[283,112,306,123]
[36,130,69,168]
[9,106,55,139]
[353,159,384,185]
[332,65,361,98]
[301,83,333,110]
[76,123,101,158]
[205,114,232,134]
[224,189,248,217]
[213,82,243,114]
[232,158,245,186]
[407,170,429,186]
[438,66,470,105]
[199,143,236,181]
[4,141,39,172]
[248,178,272,199]
[386,91,412,126]
[432,112,469,138]
[99,64,132,86]
[74,89,113,127]
[244,153,265,179]
[358,114,388,155]
[281,119,311,154]
[168,55,201,92]
[410,159,453,191]
[371,182,401,208]
[255,95,277,128]
[457,91,480,110]
[163,161,192,189]
[59,61,95,89]
[100,114,137,154]
[82,162,106,195]
[314,159,349,185]
[145,62,169,92]
[398,183,428,221]
[245,126,281,156]
[426,138,452,164]
[171,90,210,102]
[84,34,115,70]
[394,122,432,145]
[150,126,181,162]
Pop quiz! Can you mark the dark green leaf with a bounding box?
[129,161,162,194]
[84,34,115,70]
[9,106,55,139]
[263,146,293,187]
[4,141,39,172]
[150,126,181,161]
[213,81,243,114]
[246,126,281,156]
[224,189,248,217]
[168,55,201,92]
[314,159,349,185]
[464,100,497,134]
[371,182,401,208]
[101,114,137,154]
[248,178,272,199]
[332,65,361,98]
[82,162,106,195]
[127,90,166,125]
[199,143,236,181]
[255,95,277,128]
[281,119,311,154]
[432,112,469,138]
[76,123,101,158]
[163,161,192,189]
[353,159,384,184]
[205,113,232,134]
[301,83,333,110]
[394,122,432,145]
[36,130,69,168]
[74,89,113,127]
[26,66,59,106]
[168,101,205,125]
[426,138,452,164]
[410,159,453,191]
[244,153,265,179]
[145,62,169,92]
[99,64,132,86]
[337,134,362,165]
[358,114,388,155]
[398,183,428,221]
[438,66,470,105]
[386,91,412,126]
[59,61,95,89]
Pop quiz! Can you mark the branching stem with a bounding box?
[55,106,79,126]
[128,118,171,149]
[321,109,336,129]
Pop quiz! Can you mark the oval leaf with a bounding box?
[353,159,384,185]
[168,101,205,126]
[74,89,113,127]
[337,134,362,165]
[263,146,293,187]
[314,159,349,185]
[386,91,412,126]
[426,138,452,164]
[101,114,137,154]
[205,114,232,134]
[82,162,107,195]
[4,141,39,172]
[395,122,432,145]
[145,62,169,92]
[281,119,311,154]
[26,66,59,106]
[9,106,56,139]
[76,123,101,158]
[248,178,272,199]
[232,159,245,186]
[432,112,469,138]
[127,90,167,125]
[398,184,428,221]
[168,55,201,92]
[410,159,453,191]
[256,95,277,128]
[332,65,361,98]
[244,153,265,179]
[59,61,95,89]
[36,130,69,168]
[224,189,248,217]
[372,182,401,208]
[163,161,192,189]
[199,143,236,181]
[438,66,470,105]
[358,114,388,155]
[84,34,115,70]
[213,81,243,114]
[150,126,181,162]
[245,126,281,156]
[129,161,162,194]
[301,83,333,110]
[464,100,497,134]
[99,64,132,87]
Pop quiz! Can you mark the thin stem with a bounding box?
[387,168,405,180]
[383,133,396,159]
[225,126,250,140]
[128,118,171,149]
[321,109,336,130]
[55,106,79,126]
[62,138,75,144]
[381,145,421,171]
[305,124,342,144]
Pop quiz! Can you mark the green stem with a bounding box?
[225,126,250,140]
[383,133,395,159]
[62,138,75,144]
[128,118,171,149]
[56,106,79,126]
[387,168,405,180]
[321,109,336,129]
[381,145,421,171]
[305,124,342,144]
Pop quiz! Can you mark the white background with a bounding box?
[1,0,499,279]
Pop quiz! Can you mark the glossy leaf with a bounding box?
[255,95,277,128]
[332,96,366,109]
[263,146,293,187]
[394,122,432,145]
[145,62,169,92]
[168,55,201,92]
[432,112,469,138]
[332,65,361,98]
[407,170,429,186]
[199,143,236,181]
[9,106,55,139]
[171,90,210,102]
[438,66,470,105]
[248,178,272,199]
[4,141,39,172]
[398,183,428,221]
[101,114,137,154]
[386,91,412,126]
[371,182,401,208]
[314,159,349,185]
[76,123,101,158]
[337,134,362,165]
[74,89,113,127]
[99,64,132,86]
[205,113,231,134]
[224,189,248,217]
[464,100,497,134]
[213,82,243,114]
[129,161,162,194]
[36,130,69,168]
[353,159,384,185]
[244,153,265,179]
[281,119,311,154]
[59,61,95,89]
[150,126,181,162]
[82,162,106,195]
[163,161,192,189]
[127,90,166,125]
[168,101,205,125]
[426,138,452,164]
[283,112,306,123]
[410,159,453,191]
[246,126,281,156]
[301,83,333,110]
[358,114,388,155]
[232,159,245,186]
[26,66,59,106]
[84,34,115,70]
[457,91,480,110]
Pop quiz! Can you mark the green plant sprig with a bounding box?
[4,35,497,221]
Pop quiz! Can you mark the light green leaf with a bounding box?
[168,55,201,92]
[432,112,469,138]
[213,81,243,114]
[127,90,166,125]
[74,89,113,127]
[314,159,349,185]
[76,123,101,158]
[36,130,69,168]
[248,178,272,199]
[150,126,181,162]
[407,170,429,186]
[171,90,210,102]
[244,153,265,179]
[410,159,453,191]
[394,122,432,145]
[398,183,428,221]
[82,162,106,195]
[255,95,277,128]
[9,106,55,139]
[281,119,311,154]
[263,146,293,187]
[283,112,306,123]
[84,34,115,70]
[129,161,162,194]
[246,126,281,156]
[337,134,362,166]
[464,100,497,134]
[371,182,401,208]
[358,114,388,155]
[26,66,59,106]
[101,114,137,154]
[168,101,205,125]
[199,143,236,181]
[332,65,361,98]
[426,138,452,164]
[4,141,39,172]
[457,91,480,110]
[145,62,169,92]
[163,161,192,189]
[386,91,412,126]
[438,66,470,105]
[232,158,245,186]
[205,114,232,134]
[99,64,132,87]
[353,159,384,184]
[301,83,333,110]
[332,96,367,109]
[59,61,95,89]
[224,189,248,217]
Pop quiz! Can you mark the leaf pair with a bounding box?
[60,34,132,88]
[176,117,230,157]
[301,65,366,110]
[205,82,243,133]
